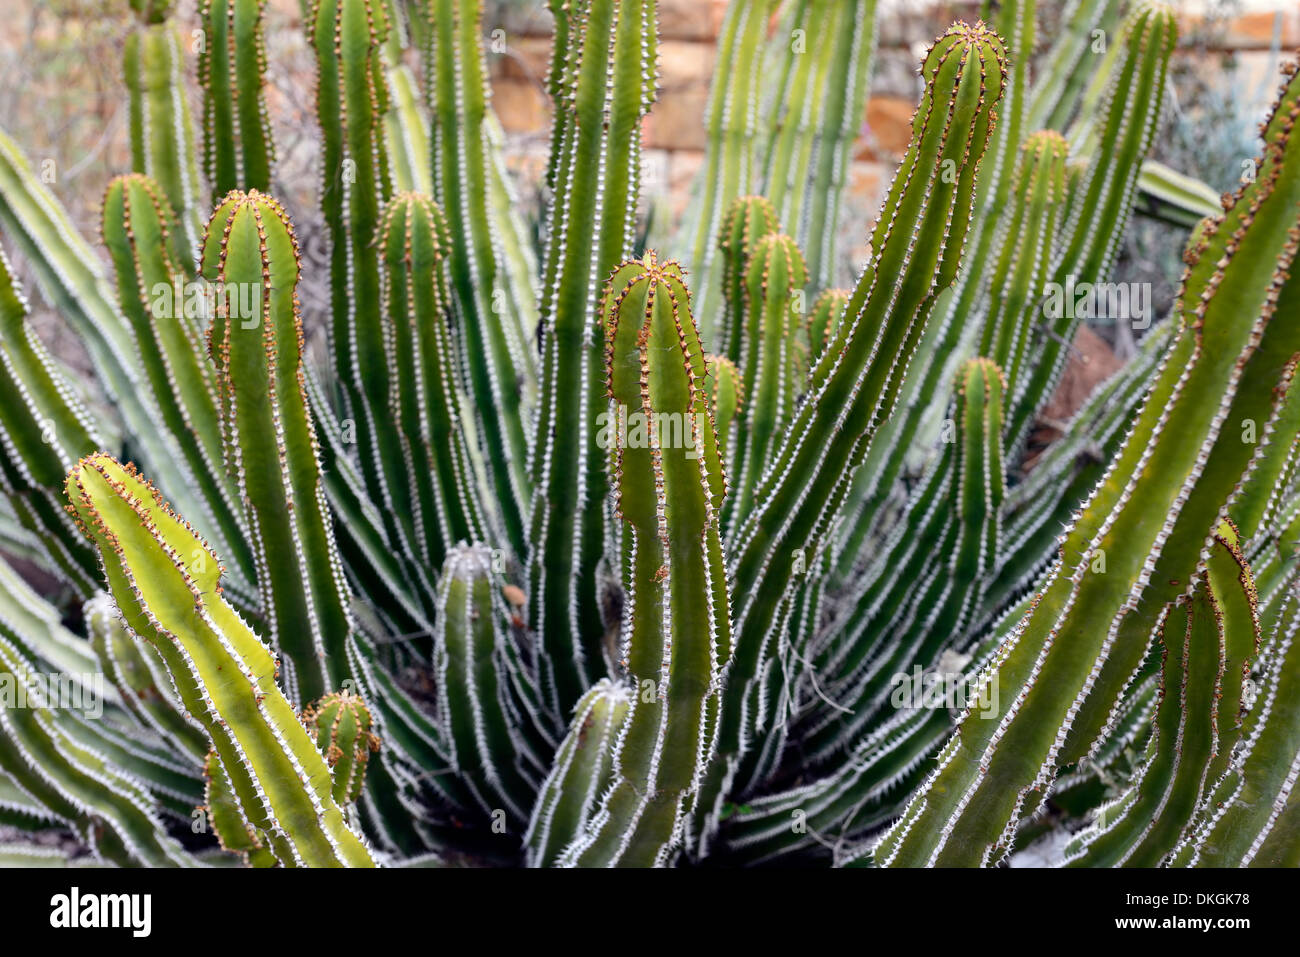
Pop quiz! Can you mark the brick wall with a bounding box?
[487,0,1300,229]
[480,0,1299,432]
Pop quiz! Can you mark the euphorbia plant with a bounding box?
[0,0,1296,870]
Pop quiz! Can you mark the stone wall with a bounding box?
[487,0,1300,233]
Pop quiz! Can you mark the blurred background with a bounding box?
[0,0,1296,414]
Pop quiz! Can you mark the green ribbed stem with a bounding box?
[524,679,632,867]
[697,22,1007,854]
[560,254,730,867]
[66,453,375,867]
[528,0,658,721]
[0,244,101,594]
[125,20,203,260]
[199,189,358,705]
[102,173,255,593]
[377,192,486,566]
[198,0,276,200]
[878,45,1300,867]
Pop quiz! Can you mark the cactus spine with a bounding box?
[680,0,776,333]
[528,0,658,721]
[65,454,375,867]
[303,690,380,807]
[556,253,730,866]
[878,46,1300,867]
[199,189,357,705]
[697,22,1008,851]
[428,0,535,555]
[198,0,276,199]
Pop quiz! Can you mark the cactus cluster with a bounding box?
[0,0,1298,870]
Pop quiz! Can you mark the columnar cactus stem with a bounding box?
[706,354,743,480]
[125,19,204,260]
[525,678,633,867]
[877,51,1300,867]
[377,192,486,565]
[679,0,776,334]
[760,0,878,290]
[728,232,808,530]
[308,0,402,555]
[830,0,1030,578]
[65,454,375,867]
[199,189,358,705]
[1064,523,1259,867]
[979,131,1069,402]
[1174,582,1300,866]
[804,287,849,384]
[428,0,536,555]
[1026,0,1121,132]
[86,592,208,765]
[0,245,102,593]
[433,543,546,829]
[101,173,256,593]
[1006,1,1176,449]
[716,194,781,366]
[528,0,658,720]
[558,253,730,866]
[485,112,541,351]
[698,22,1007,848]
[303,690,380,806]
[385,60,431,193]
[198,0,276,200]
[806,359,1006,761]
